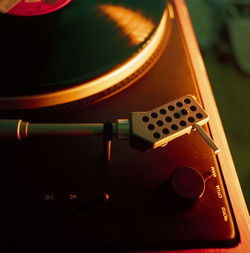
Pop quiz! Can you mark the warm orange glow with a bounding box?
[0,8,168,109]
[98,4,155,45]
[174,1,247,245]
[103,193,109,202]
[167,3,175,19]
[17,119,22,141]
[25,121,29,138]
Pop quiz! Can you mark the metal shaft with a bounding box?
[194,124,220,154]
[0,120,105,140]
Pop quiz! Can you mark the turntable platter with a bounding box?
[0,0,171,109]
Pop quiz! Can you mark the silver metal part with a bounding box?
[130,95,209,149]
[115,119,130,139]
[0,95,220,156]
[194,124,220,154]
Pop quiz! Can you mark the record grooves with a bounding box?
[0,0,171,110]
[0,1,243,252]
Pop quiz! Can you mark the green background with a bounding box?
[187,0,250,211]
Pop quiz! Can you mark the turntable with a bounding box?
[0,0,249,252]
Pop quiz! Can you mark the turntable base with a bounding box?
[0,0,249,252]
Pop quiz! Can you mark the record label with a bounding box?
[0,0,71,16]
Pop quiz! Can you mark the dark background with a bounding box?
[187,0,250,211]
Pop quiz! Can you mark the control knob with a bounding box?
[170,166,205,209]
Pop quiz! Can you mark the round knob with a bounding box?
[170,166,205,209]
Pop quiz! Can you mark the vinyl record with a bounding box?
[0,0,172,109]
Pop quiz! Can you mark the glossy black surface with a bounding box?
[0,0,165,96]
[0,3,238,251]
